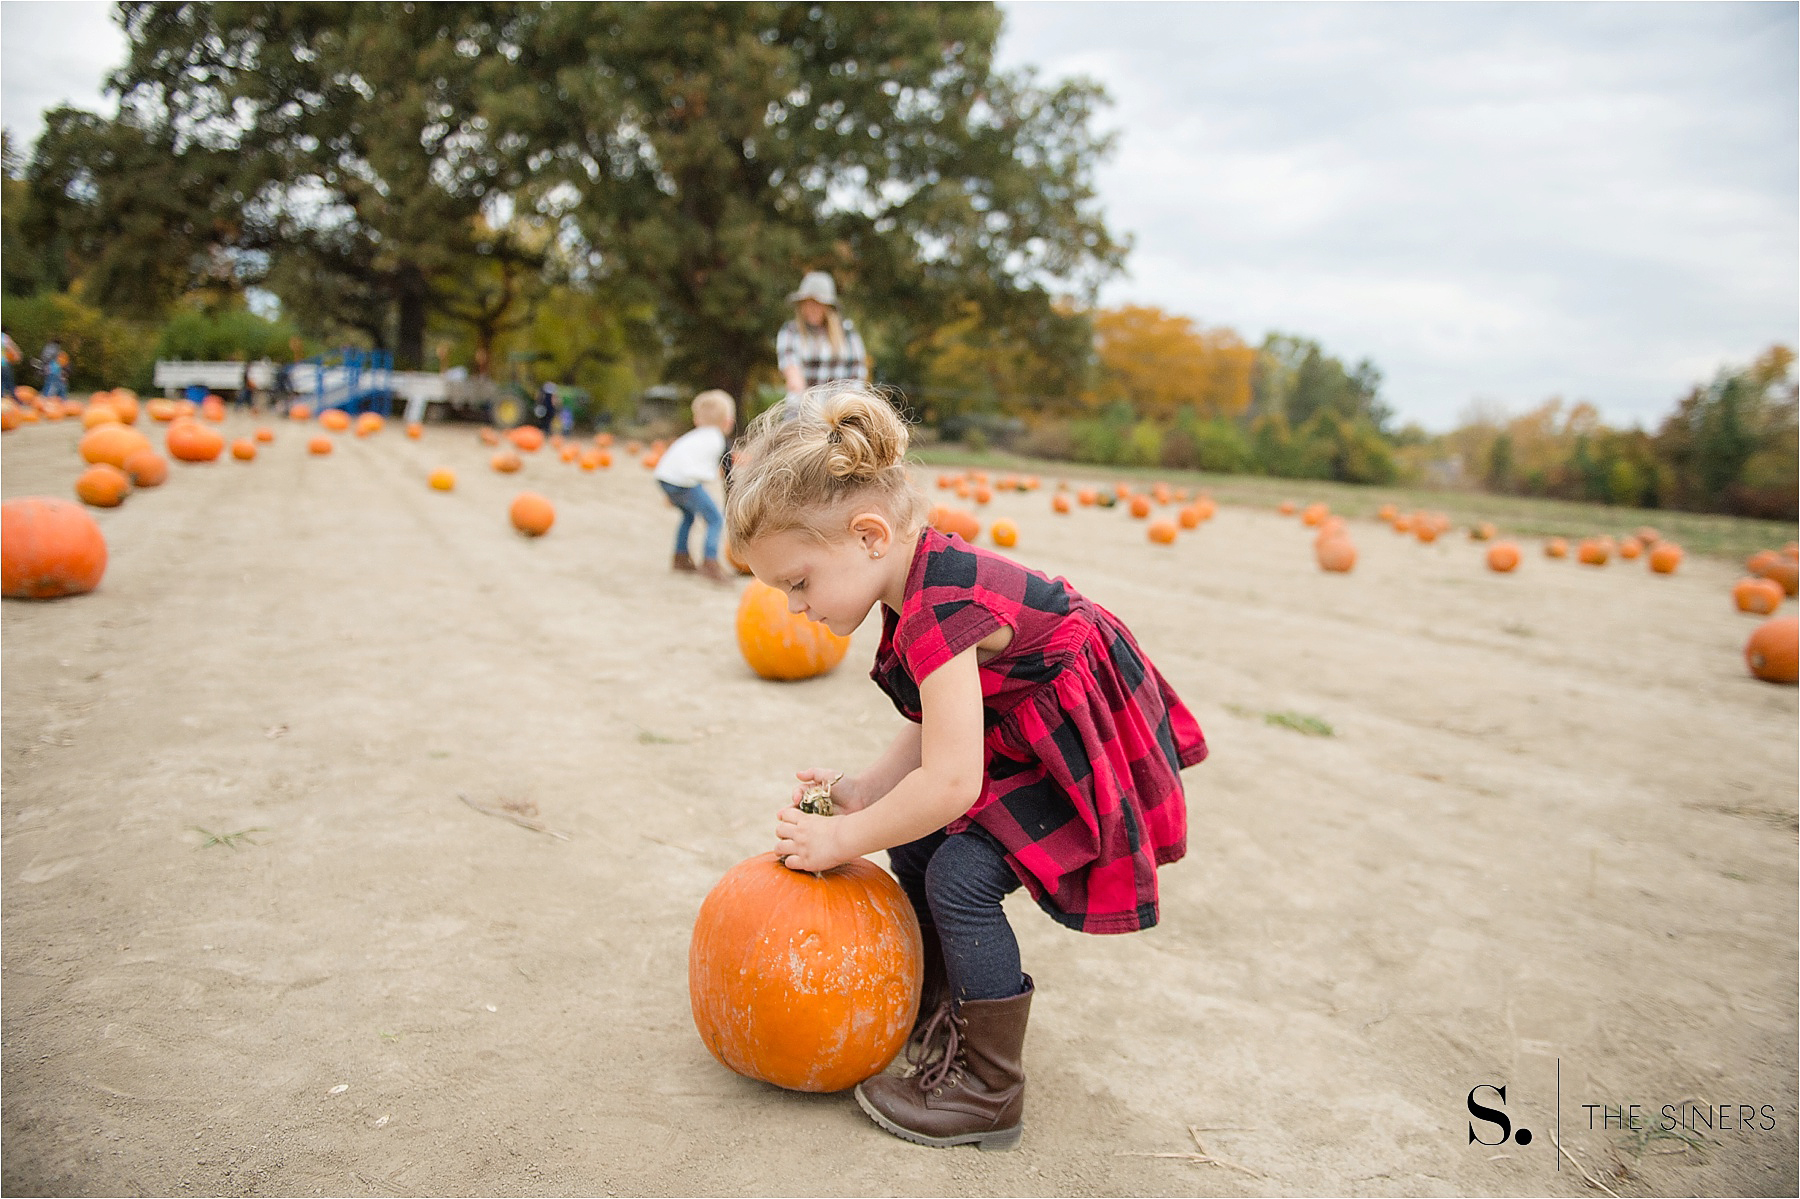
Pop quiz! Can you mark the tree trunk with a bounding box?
[395,264,428,370]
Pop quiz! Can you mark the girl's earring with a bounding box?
[870,550,881,559]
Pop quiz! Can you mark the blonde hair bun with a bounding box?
[725,381,925,547]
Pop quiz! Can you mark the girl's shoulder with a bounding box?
[904,528,1078,628]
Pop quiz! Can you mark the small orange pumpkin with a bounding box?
[80,424,153,469]
[230,438,257,461]
[491,450,522,473]
[1300,502,1328,527]
[929,506,980,543]
[990,518,1018,548]
[1734,577,1783,614]
[1618,536,1642,560]
[509,491,555,536]
[1576,539,1609,566]
[736,579,852,680]
[253,427,275,443]
[1129,495,1153,519]
[406,422,423,440]
[289,403,313,421]
[308,436,333,455]
[1147,519,1178,545]
[1764,559,1799,597]
[1744,617,1798,685]
[81,403,120,430]
[1176,506,1200,530]
[122,449,168,487]
[1316,535,1356,573]
[1051,492,1071,514]
[1747,549,1781,577]
[319,409,351,432]
[689,851,922,1093]
[166,420,225,462]
[1647,542,1684,575]
[509,425,545,452]
[1545,537,1568,559]
[1,497,109,598]
[1486,542,1521,573]
[428,467,456,491]
[75,463,132,508]
[1076,488,1097,507]
[1469,522,1496,541]
[107,390,140,424]
[353,411,384,437]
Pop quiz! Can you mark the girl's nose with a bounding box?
[787,594,806,615]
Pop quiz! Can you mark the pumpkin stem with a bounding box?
[798,774,839,816]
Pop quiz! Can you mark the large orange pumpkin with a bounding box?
[166,420,225,462]
[80,403,120,430]
[75,464,132,508]
[1733,577,1783,614]
[689,851,922,1093]
[1,497,108,598]
[736,579,852,681]
[509,492,555,536]
[1486,542,1521,573]
[1745,617,1798,685]
[80,424,153,468]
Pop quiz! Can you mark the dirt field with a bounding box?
[3,412,1795,1198]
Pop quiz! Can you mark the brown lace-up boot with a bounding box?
[672,551,697,572]
[854,975,1033,1151]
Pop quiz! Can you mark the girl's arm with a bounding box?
[791,722,921,814]
[776,647,985,871]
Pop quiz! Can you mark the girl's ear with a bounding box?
[848,510,894,559]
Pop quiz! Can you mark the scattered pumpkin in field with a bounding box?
[2,405,23,432]
[990,518,1018,548]
[1577,538,1610,566]
[509,492,555,537]
[1022,476,1040,491]
[478,426,500,445]
[80,403,120,430]
[1486,542,1521,573]
[509,425,545,452]
[689,849,922,1093]
[1191,497,1216,522]
[319,409,351,432]
[594,451,613,468]
[1746,549,1781,577]
[428,467,456,491]
[929,506,980,542]
[936,474,954,489]
[1095,491,1117,509]
[1733,577,1783,614]
[560,445,578,463]
[166,420,225,463]
[1314,516,1346,545]
[1633,525,1660,546]
[1744,617,1798,685]
[1151,483,1172,506]
[1647,542,1684,575]
[972,485,992,505]
[593,431,615,448]
[1076,488,1097,507]
[1051,492,1072,514]
[354,412,384,436]
[200,397,227,422]
[642,452,662,469]
[1765,559,1799,597]
[491,450,522,473]
[578,450,601,471]
[1618,536,1642,560]
[75,464,132,508]
[308,436,333,455]
[122,449,167,487]
[1129,495,1153,519]
[1469,522,1496,541]
[1300,502,1328,527]
[735,579,852,681]
[1147,519,1178,545]
[953,479,972,499]
[406,422,423,439]
[624,440,642,456]
[1377,503,1397,522]
[1316,535,1357,573]
[253,427,275,443]
[1545,537,1568,559]
[230,437,257,461]
[288,403,313,421]
[1391,514,1413,533]
[1,497,109,598]
[1177,506,1200,530]
[80,424,152,468]
[724,539,755,577]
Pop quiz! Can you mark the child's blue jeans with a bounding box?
[887,828,1028,1003]
[659,481,722,561]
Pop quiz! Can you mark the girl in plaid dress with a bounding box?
[725,382,1207,1152]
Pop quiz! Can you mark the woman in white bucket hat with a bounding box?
[776,271,869,407]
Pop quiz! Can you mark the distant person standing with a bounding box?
[2,328,19,399]
[37,338,67,399]
[775,271,868,418]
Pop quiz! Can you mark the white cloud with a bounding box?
[997,1,1799,429]
[0,1,125,146]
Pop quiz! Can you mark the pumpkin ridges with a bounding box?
[689,852,922,1092]
[736,579,851,680]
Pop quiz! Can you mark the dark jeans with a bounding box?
[659,481,722,561]
[888,829,1027,1003]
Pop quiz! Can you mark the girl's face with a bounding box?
[796,299,829,328]
[743,519,897,638]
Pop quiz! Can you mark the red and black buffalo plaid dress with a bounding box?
[872,527,1208,934]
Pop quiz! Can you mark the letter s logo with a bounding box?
[1468,1084,1512,1146]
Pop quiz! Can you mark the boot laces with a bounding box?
[915,1005,967,1092]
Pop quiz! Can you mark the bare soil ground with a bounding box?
[3,413,1795,1197]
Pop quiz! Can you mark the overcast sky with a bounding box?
[3,1,1795,430]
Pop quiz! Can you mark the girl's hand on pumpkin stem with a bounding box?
[792,767,870,813]
[774,805,852,874]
